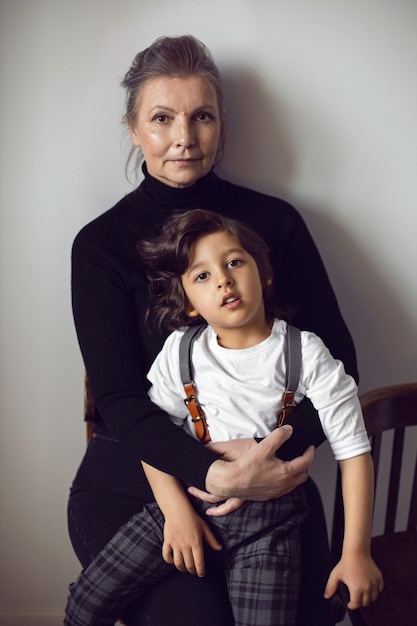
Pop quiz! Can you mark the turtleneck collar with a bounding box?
[133,162,221,222]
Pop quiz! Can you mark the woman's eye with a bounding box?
[153,114,169,123]
[195,112,214,122]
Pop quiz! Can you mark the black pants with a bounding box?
[67,431,333,626]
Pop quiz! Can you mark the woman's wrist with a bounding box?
[205,458,235,498]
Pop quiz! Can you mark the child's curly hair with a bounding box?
[137,209,277,332]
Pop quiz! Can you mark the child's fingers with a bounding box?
[323,569,340,600]
[347,577,384,609]
[162,540,174,565]
[162,541,187,573]
[178,545,206,577]
[325,564,384,609]
[347,590,363,610]
[190,546,206,577]
[172,550,187,573]
[162,541,207,577]
[192,524,223,576]
[201,523,223,552]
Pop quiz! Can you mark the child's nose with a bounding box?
[217,273,233,288]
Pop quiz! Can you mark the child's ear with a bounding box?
[186,308,200,319]
[265,276,272,287]
[184,296,201,319]
[184,297,200,318]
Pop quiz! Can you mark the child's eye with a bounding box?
[195,272,210,282]
[227,259,242,268]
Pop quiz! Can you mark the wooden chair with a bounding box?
[331,382,417,625]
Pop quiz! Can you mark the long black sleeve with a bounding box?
[71,170,358,487]
[71,200,216,489]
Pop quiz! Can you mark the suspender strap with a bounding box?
[179,323,302,441]
[278,324,302,426]
[286,325,302,391]
[179,324,207,384]
[179,324,211,444]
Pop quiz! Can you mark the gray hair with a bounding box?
[121,35,226,177]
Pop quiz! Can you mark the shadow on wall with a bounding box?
[216,65,416,392]
[300,207,417,390]
[217,66,295,194]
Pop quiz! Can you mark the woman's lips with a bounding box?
[171,158,200,166]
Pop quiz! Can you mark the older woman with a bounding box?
[68,35,357,625]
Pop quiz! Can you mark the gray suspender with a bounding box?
[179,323,302,442]
[179,324,211,444]
[279,324,302,426]
[179,324,207,388]
[285,324,302,392]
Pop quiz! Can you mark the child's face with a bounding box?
[181,230,270,345]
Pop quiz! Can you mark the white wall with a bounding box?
[0,1,416,623]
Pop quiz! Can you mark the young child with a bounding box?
[64,209,383,626]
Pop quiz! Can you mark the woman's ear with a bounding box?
[128,120,141,147]
[265,276,272,288]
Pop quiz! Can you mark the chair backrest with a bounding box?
[331,382,417,625]
[331,382,417,560]
[360,382,417,534]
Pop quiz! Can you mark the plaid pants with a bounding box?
[65,487,307,626]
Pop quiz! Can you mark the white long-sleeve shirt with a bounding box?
[147,319,370,461]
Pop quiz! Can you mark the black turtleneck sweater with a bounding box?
[72,166,358,492]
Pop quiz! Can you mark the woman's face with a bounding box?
[129,75,221,188]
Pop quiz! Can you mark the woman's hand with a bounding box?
[162,504,222,577]
[205,437,258,460]
[204,425,314,500]
[187,485,247,516]
[187,439,251,515]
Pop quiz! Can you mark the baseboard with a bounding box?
[0,614,125,626]
[0,612,63,626]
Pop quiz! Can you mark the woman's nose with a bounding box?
[174,118,195,148]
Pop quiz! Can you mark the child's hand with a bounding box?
[162,506,222,577]
[324,554,384,609]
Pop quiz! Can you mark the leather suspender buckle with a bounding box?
[277,391,296,426]
[183,381,211,443]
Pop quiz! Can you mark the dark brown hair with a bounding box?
[138,209,277,331]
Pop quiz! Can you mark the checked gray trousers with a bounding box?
[64,488,307,626]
